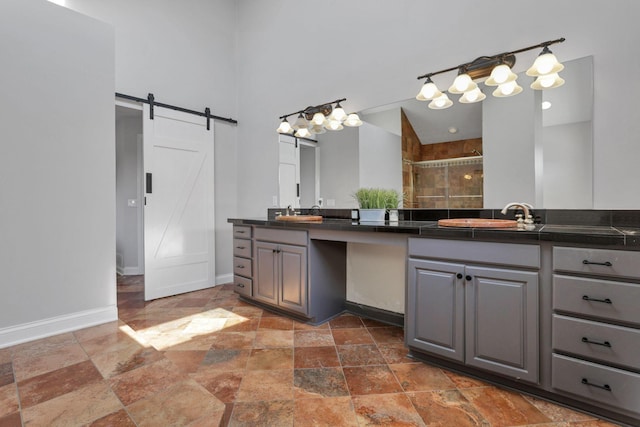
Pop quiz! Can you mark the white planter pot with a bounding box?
[359,209,386,222]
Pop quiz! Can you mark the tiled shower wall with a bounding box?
[401,108,484,209]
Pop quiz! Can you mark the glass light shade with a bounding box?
[448,73,477,94]
[541,101,552,110]
[416,80,442,101]
[485,64,518,86]
[530,73,565,90]
[428,93,453,110]
[325,119,344,131]
[329,105,347,122]
[526,52,564,76]
[311,112,326,126]
[277,119,293,134]
[459,88,486,103]
[492,80,523,97]
[343,113,363,127]
[292,114,309,130]
[308,123,326,134]
[295,127,311,138]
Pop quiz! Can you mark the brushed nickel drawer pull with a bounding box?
[236,230,246,234]
[236,246,246,250]
[236,283,245,288]
[236,265,245,269]
[581,337,612,348]
[582,295,612,304]
[581,378,611,391]
[582,260,613,267]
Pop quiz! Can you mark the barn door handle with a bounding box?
[146,173,152,194]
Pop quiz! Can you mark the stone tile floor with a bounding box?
[0,275,623,426]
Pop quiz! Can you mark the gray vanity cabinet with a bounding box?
[551,246,640,419]
[253,228,308,316]
[233,225,253,296]
[254,240,307,314]
[407,238,540,383]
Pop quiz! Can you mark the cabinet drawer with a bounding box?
[553,246,640,280]
[233,275,252,296]
[553,315,640,371]
[233,225,252,239]
[234,256,252,277]
[254,227,307,246]
[233,238,251,258]
[553,275,640,326]
[552,353,640,416]
[409,238,539,269]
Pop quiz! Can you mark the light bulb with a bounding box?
[428,93,453,110]
[535,53,557,75]
[295,128,311,138]
[466,90,479,102]
[460,88,486,104]
[326,120,343,131]
[311,112,326,125]
[419,82,441,100]
[449,73,477,94]
[492,81,523,97]
[526,48,564,77]
[492,65,510,84]
[277,119,292,134]
[541,101,552,110]
[330,105,347,122]
[343,113,363,127]
[501,81,516,95]
[455,74,471,92]
[540,74,556,88]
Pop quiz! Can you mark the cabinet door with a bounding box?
[279,244,308,315]
[407,259,465,362]
[254,241,278,305]
[465,265,539,383]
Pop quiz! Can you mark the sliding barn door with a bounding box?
[143,105,215,300]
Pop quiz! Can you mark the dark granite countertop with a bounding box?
[227,217,640,248]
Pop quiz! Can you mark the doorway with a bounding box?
[115,104,144,276]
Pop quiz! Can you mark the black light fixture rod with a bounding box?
[416,37,565,80]
[115,92,238,124]
[279,98,347,120]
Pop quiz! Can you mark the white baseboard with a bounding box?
[216,273,233,285]
[122,266,143,275]
[0,305,118,349]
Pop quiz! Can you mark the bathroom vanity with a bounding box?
[228,209,640,426]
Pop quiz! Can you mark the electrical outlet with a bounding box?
[326,199,335,207]
[272,196,278,206]
[127,199,137,207]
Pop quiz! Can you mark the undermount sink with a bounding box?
[438,218,518,228]
[275,215,323,222]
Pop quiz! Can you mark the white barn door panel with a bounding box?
[279,136,300,209]
[143,105,215,300]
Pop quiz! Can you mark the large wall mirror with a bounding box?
[308,55,593,210]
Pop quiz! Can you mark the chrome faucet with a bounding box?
[501,202,534,228]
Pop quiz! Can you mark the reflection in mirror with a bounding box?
[354,55,593,209]
[362,99,484,208]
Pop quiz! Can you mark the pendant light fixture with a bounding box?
[415,38,565,110]
[277,98,362,135]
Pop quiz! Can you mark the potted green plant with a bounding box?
[352,188,401,222]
